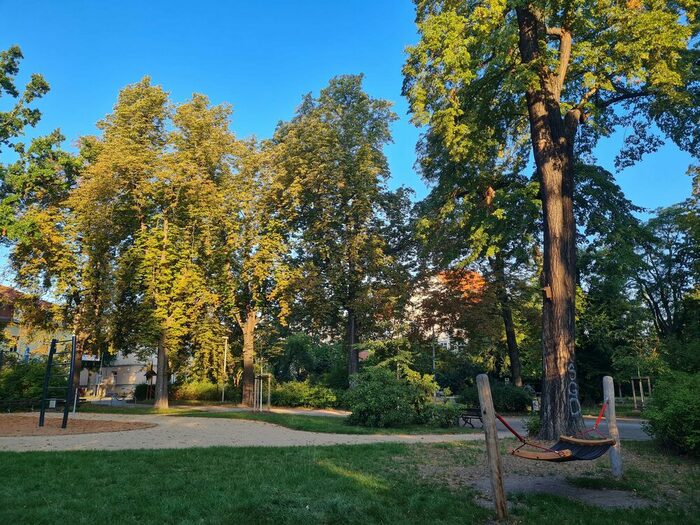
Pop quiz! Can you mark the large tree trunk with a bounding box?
[241,309,257,407]
[70,334,86,406]
[516,7,583,439]
[154,330,169,409]
[492,256,523,387]
[346,307,359,378]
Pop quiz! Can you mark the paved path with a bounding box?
[495,415,650,441]
[0,413,497,452]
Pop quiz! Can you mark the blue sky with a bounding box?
[1,0,695,208]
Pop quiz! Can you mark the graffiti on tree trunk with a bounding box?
[567,361,581,417]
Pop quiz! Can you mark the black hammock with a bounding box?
[495,402,615,462]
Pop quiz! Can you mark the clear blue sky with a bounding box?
[1,0,695,207]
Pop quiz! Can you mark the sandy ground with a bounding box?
[472,475,653,509]
[0,412,502,452]
[415,441,667,510]
[0,414,155,437]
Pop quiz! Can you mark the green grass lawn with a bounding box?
[1,441,696,524]
[78,404,478,435]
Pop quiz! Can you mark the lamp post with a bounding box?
[221,336,228,403]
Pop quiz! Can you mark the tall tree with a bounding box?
[634,205,698,340]
[273,75,410,379]
[209,139,292,406]
[0,46,49,152]
[404,0,699,437]
[414,144,540,386]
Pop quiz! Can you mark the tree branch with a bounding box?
[597,90,651,109]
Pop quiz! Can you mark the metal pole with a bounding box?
[476,374,508,520]
[221,336,228,403]
[603,376,623,478]
[267,374,271,411]
[39,339,57,427]
[638,378,645,407]
[72,387,78,414]
[631,379,637,410]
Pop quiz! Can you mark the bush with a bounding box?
[170,381,240,403]
[422,402,464,428]
[346,368,415,427]
[644,371,700,455]
[134,383,150,401]
[271,380,337,408]
[460,382,533,413]
[0,360,65,400]
[346,367,439,428]
[524,412,541,437]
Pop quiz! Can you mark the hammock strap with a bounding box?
[580,400,609,438]
[494,412,555,453]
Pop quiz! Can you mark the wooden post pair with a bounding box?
[476,374,623,521]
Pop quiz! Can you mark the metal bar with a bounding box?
[39,339,57,427]
[61,335,77,429]
[494,412,526,443]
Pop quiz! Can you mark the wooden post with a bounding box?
[630,379,637,410]
[603,376,623,479]
[476,374,508,520]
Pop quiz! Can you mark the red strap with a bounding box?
[495,412,526,443]
[494,412,561,454]
[593,400,608,430]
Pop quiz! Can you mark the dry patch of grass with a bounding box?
[405,438,699,511]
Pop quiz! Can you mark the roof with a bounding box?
[0,286,22,322]
[0,286,54,323]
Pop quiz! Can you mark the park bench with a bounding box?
[459,407,483,428]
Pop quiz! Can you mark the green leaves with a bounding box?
[272,75,412,344]
[405,0,699,167]
[0,46,49,152]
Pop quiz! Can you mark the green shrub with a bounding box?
[524,412,541,437]
[346,368,415,427]
[644,371,700,455]
[422,402,464,428]
[0,360,65,400]
[346,367,439,428]
[170,381,240,403]
[460,382,532,413]
[134,383,150,401]
[271,380,337,408]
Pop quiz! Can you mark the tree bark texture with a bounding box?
[492,256,523,387]
[241,309,257,407]
[154,331,169,409]
[346,307,359,377]
[516,7,583,439]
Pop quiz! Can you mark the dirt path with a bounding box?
[0,413,502,452]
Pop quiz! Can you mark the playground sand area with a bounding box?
[0,414,156,437]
